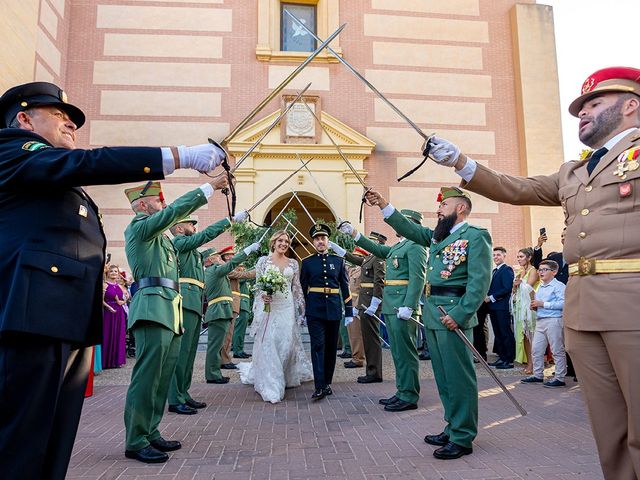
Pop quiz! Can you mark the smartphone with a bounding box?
[539,227,546,236]
[106,253,112,264]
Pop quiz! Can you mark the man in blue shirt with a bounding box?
[521,260,566,387]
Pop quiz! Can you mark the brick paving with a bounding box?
[70,352,603,480]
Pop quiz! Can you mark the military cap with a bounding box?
[0,81,86,129]
[309,223,331,238]
[175,216,198,226]
[124,181,164,204]
[367,231,387,244]
[400,209,423,224]
[569,66,640,116]
[219,245,236,256]
[200,247,217,259]
[436,186,471,203]
[354,247,369,256]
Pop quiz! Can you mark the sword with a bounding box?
[257,193,297,243]
[228,84,311,173]
[297,156,342,220]
[291,189,316,224]
[362,306,392,348]
[221,23,346,147]
[394,307,425,328]
[281,217,313,255]
[284,10,435,181]
[246,159,313,213]
[436,305,527,416]
[297,100,371,222]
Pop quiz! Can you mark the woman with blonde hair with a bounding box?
[238,230,313,403]
[102,264,128,368]
[511,247,539,374]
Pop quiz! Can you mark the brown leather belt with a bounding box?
[569,257,640,276]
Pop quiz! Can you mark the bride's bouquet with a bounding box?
[255,266,288,312]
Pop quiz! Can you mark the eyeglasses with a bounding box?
[538,268,553,272]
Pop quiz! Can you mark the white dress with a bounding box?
[238,256,313,403]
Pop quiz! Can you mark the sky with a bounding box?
[536,0,639,159]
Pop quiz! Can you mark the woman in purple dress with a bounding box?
[102,265,128,368]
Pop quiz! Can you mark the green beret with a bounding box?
[175,216,198,226]
[124,181,163,204]
[400,209,423,224]
[368,231,387,244]
[200,248,217,259]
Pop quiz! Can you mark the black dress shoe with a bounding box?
[379,395,398,405]
[207,377,230,384]
[311,388,326,400]
[496,362,514,369]
[150,437,182,452]
[357,375,382,384]
[168,404,197,415]
[419,352,431,361]
[125,445,169,463]
[220,363,238,369]
[384,399,418,412]
[424,432,450,446]
[338,352,352,359]
[323,386,333,396]
[233,352,251,359]
[344,360,363,368]
[433,441,473,460]
[488,359,503,367]
[185,398,207,409]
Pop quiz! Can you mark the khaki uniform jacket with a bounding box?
[204,251,248,322]
[229,267,256,314]
[173,218,231,315]
[462,128,640,330]
[385,210,492,330]
[355,235,427,316]
[126,188,208,333]
[345,252,386,311]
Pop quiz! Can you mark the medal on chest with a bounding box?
[613,146,640,179]
[392,256,399,269]
[440,240,468,279]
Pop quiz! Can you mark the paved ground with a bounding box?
[70,351,603,480]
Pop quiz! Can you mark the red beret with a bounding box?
[219,245,235,256]
[354,247,369,256]
[569,66,640,116]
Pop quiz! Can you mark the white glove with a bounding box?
[353,307,359,318]
[178,144,226,173]
[365,296,382,316]
[338,222,355,236]
[397,306,413,321]
[427,136,460,167]
[243,242,261,255]
[344,316,354,326]
[233,210,249,223]
[328,241,346,257]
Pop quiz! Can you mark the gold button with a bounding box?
[21,101,28,107]
[581,209,589,216]
[50,266,59,273]
[143,167,151,174]
[579,232,587,239]
[585,185,593,192]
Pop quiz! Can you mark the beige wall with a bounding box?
[0,1,39,91]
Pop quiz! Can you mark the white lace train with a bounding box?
[238,257,313,403]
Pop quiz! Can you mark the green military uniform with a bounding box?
[345,244,386,380]
[168,217,231,407]
[232,279,253,356]
[204,250,248,381]
[123,183,209,452]
[385,188,492,448]
[356,211,427,404]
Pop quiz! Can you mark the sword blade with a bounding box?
[247,159,313,212]
[282,217,313,254]
[230,84,311,173]
[284,9,430,141]
[361,306,391,348]
[436,305,527,416]
[257,193,297,242]
[222,23,346,146]
[291,188,315,224]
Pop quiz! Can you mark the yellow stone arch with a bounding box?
[227,108,376,230]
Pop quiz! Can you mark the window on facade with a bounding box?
[280,3,317,52]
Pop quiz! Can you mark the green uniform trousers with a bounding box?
[168,309,201,405]
[387,313,420,403]
[232,310,250,355]
[426,327,477,448]
[205,319,231,381]
[124,322,181,451]
[339,320,352,355]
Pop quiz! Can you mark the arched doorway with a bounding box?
[264,192,336,260]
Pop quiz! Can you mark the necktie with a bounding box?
[586,147,608,175]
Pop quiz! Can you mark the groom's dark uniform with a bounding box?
[300,224,353,393]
